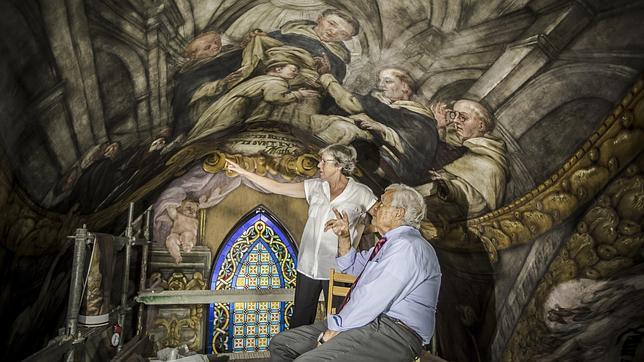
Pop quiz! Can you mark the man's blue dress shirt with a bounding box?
[327,225,442,344]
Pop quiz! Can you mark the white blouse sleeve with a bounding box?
[303,178,320,204]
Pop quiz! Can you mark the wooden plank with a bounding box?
[332,286,351,296]
[334,274,357,283]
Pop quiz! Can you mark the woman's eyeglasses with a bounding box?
[320,158,337,164]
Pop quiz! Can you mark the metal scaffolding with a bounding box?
[25,203,154,362]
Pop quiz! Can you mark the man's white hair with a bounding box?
[385,183,426,228]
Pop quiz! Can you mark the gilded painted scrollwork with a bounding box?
[201,150,319,179]
[150,271,207,291]
[504,154,644,361]
[153,306,204,351]
[186,272,207,290]
[150,271,207,351]
[167,273,190,291]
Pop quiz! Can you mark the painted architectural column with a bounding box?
[39,0,107,152]
[87,0,185,140]
[144,1,185,135]
[31,82,79,171]
[464,0,596,108]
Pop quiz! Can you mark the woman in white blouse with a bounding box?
[226,144,377,327]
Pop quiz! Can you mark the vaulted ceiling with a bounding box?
[0,1,643,361]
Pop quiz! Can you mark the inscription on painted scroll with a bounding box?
[222,130,306,156]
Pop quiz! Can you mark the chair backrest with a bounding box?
[327,268,357,315]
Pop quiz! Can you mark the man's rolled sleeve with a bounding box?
[327,313,347,331]
[335,248,356,273]
[336,247,373,276]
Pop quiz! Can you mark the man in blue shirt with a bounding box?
[269,184,442,361]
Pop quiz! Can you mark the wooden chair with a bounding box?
[326,268,356,315]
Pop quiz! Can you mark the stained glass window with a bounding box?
[207,207,297,354]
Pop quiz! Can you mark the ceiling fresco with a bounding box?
[0,0,643,360]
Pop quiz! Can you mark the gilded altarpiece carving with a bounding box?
[146,246,211,351]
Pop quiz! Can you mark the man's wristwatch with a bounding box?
[317,333,326,344]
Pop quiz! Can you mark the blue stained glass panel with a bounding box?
[207,208,297,353]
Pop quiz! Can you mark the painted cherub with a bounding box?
[165,198,199,264]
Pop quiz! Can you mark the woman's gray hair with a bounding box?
[320,144,357,175]
[385,183,426,228]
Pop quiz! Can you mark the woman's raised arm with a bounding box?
[226,159,306,198]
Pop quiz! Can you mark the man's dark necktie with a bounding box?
[335,237,387,313]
